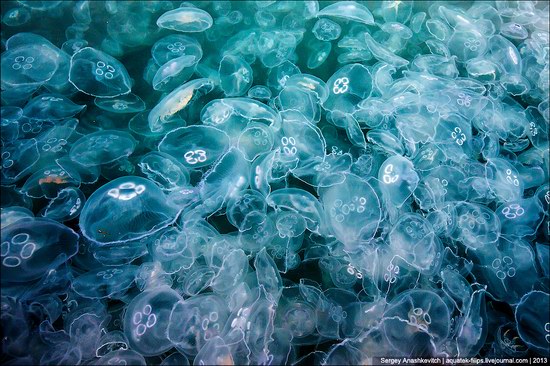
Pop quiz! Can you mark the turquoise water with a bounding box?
[1,1,549,364]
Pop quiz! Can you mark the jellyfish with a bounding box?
[1,217,79,283]
[69,47,132,97]
[69,130,137,167]
[157,6,213,33]
[79,176,180,245]
[167,293,229,356]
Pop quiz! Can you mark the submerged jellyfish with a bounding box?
[156,7,213,32]
[69,130,137,167]
[79,176,180,245]
[69,47,132,97]
[1,217,79,283]
[124,286,183,356]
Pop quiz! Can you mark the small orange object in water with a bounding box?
[38,176,68,185]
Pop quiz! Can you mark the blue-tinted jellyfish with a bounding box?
[247,85,272,101]
[219,54,253,97]
[167,293,229,356]
[320,174,381,250]
[496,198,544,239]
[158,125,230,169]
[210,249,249,296]
[69,47,132,97]
[378,155,419,209]
[123,286,182,356]
[69,130,137,167]
[94,93,146,114]
[226,189,267,228]
[148,227,194,274]
[157,6,213,32]
[312,18,341,42]
[40,187,85,222]
[382,289,450,356]
[160,352,190,366]
[152,55,198,92]
[95,331,129,358]
[1,217,79,283]
[79,176,180,245]
[452,202,500,250]
[138,151,190,191]
[151,34,203,66]
[0,206,34,230]
[148,78,215,133]
[20,164,80,199]
[91,349,146,366]
[472,238,538,304]
[1,42,61,89]
[2,7,31,26]
[177,265,215,297]
[388,213,443,275]
[515,291,550,356]
[237,122,275,162]
[22,94,85,121]
[323,63,373,116]
[199,147,250,213]
[485,158,524,202]
[72,265,137,300]
[316,1,374,25]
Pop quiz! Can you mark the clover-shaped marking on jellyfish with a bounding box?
[2,151,14,169]
[501,203,524,219]
[11,55,34,70]
[280,136,297,157]
[456,93,472,108]
[464,38,481,52]
[381,163,399,184]
[332,77,349,95]
[97,268,123,280]
[383,262,400,284]
[132,304,157,339]
[505,169,520,187]
[1,232,36,268]
[284,302,316,337]
[491,256,516,280]
[107,181,146,201]
[450,126,467,146]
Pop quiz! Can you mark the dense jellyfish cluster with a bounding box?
[1,1,549,365]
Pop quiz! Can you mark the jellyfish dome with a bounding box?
[79,176,180,245]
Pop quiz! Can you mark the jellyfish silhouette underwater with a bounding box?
[1,1,549,365]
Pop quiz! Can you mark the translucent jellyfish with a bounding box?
[238,211,277,253]
[151,34,203,66]
[148,78,215,132]
[69,47,132,97]
[319,174,381,250]
[237,122,274,162]
[1,43,61,89]
[266,60,301,91]
[316,1,374,25]
[380,0,413,23]
[312,18,341,41]
[219,55,253,97]
[152,55,198,92]
[388,213,443,274]
[306,39,332,70]
[94,93,146,114]
[472,239,538,304]
[123,286,182,356]
[178,265,216,297]
[91,349,146,365]
[158,125,230,169]
[363,33,409,67]
[160,352,190,366]
[485,158,524,202]
[22,94,85,121]
[69,130,137,167]
[226,189,267,228]
[525,106,550,151]
[167,293,229,356]
[156,7,213,32]
[2,7,31,26]
[201,98,281,136]
[0,206,34,230]
[95,331,129,357]
[247,85,272,101]
[138,151,190,191]
[0,139,40,184]
[447,29,488,63]
[79,176,180,245]
[323,63,373,115]
[267,188,329,236]
[255,248,283,300]
[20,164,80,199]
[378,155,419,208]
[210,249,249,295]
[451,202,500,250]
[72,265,138,299]
[496,198,544,239]
[40,187,86,222]
[1,217,79,283]
[382,289,450,356]
[515,291,550,356]
[199,148,250,213]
